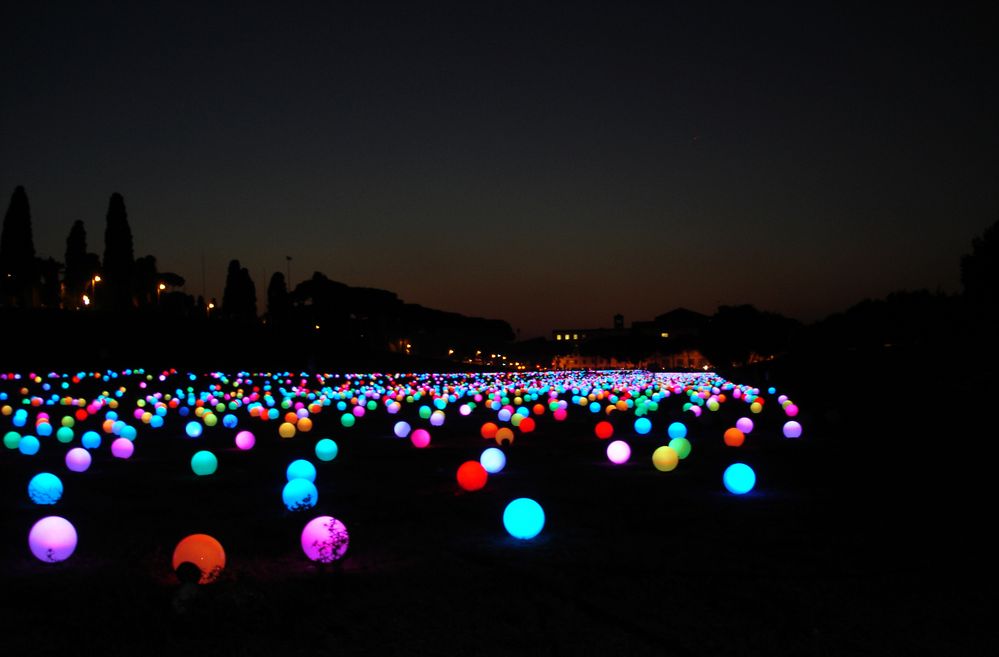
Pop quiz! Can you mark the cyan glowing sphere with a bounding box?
[301,515,349,563]
[669,437,692,459]
[394,421,411,438]
[185,421,203,438]
[503,498,545,540]
[736,417,754,434]
[315,438,338,461]
[783,421,803,438]
[634,417,652,435]
[19,435,40,455]
[235,430,256,450]
[410,428,431,448]
[607,440,631,465]
[652,445,679,472]
[111,437,134,459]
[191,450,218,476]
[29,516,77,563]
[81,431,101,449]
[65,447,92,473]
[28,472,64,504]
[480,447,506,474]
[282,477,318,511]
[172,534,225,584]
[723,463,756,495]
[286,459,317,482]
[667,422,687,439]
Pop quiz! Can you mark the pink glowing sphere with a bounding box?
[29,516,78,563]
[110,437,134,459]
[301,515,349,563]
[783,421,803,438]
[785,404,799,417]
[606,440,631,465]
[553,408,567,421]
[735,417,754,434]
[65,447,92,472]
[410,428,431,448]
[234,430,256,450]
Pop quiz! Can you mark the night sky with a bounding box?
[3,1,996,338]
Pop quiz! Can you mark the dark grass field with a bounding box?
[0,364,993,656]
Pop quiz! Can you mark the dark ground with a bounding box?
[0,357,993,656]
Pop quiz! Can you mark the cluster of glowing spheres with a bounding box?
[300,516,349,563]
[479,447,506,474]
[65,447,92,472]
[190,450,218,476]
[410,428,431,448]
[28,472,64,505]
[234,430,256,450]
[456,460,488,491]
[606,440,631,464]
[315,438,338,461]
[29,516,78,563]
[282,478,318,511]
[172,534,226,584]
[652,445,679,472]
[503,498,545,540]
[783,421,803,438]
[723,463,756,495]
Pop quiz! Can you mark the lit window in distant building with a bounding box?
[660,332,669,338]
[556,334,562,341]
[573,334,578,340]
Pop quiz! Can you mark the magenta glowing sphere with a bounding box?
[410,428,431,448]
[301,515,349,563]
[783,421,803,438]
[785,404,799,417]
[110,437,134,459]
[606,440,631,465]
[29,516,78,563]
[234,430,256,450]
[65,447,92,473]
[735,417,754,434]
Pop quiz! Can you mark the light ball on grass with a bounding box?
[480,422,498,439]
[172,534,225,584]
[301,516,349,563]
[607,440,631,465]
[735,417,754,434]
[667,422,687,439]
[110,437,134,459]
[503,498,545,540]
[315,438,338,461]
[56,426,74,443]
[410,428,431,448]
[282,478,318,511]
[723,428,745,447]
[594,421,613,440]
[4,431,20,450]
[394,421,412,438]
[340,413,355,428]
[81,431,101,449]
[191,450,218,476]
[430,410,445,427]
[278,422,296,439]
[723,463,756,495]
[480,447,506,474]
[29,516,77,563]
[634,417,652,435]
[234,430,256,450]
[783,421,803,438]
[652,445,679,472]
[19,435,40,455]
[65,447,92,473]
[286,459,317,482]
[28,472,64,505]
[185,421,202,438]
[456,461,488,491]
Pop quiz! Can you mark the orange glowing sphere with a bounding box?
[495,427,515,446]
[518,417,536,433]
[723,428,745,447]
[172,534,226,584]
[278,422,297,438]
[480,422,499,439]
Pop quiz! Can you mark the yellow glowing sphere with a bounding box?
[750,402,762,414]
[652,446,679,472]
[203,413,218,427]
[297,417,313,432]
[279,422,297,439]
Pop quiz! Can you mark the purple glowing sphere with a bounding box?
[301,515,349,563]
[29,516,78,563]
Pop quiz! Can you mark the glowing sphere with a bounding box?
[750,402,762,414]
[429,410,446,427]
[518,417,535,433]
[278,422,296,439]
[340,413,355,428]
[503,498,545,540]
[723,463,756,495]
[783,421,803,438]
[480,422,498,439]
[301,516,349,563]
[723,428,745,447]
[594,421,614,440]
[480,447,506,474]
[222,414,238,428]
[286,459,317,482]
[735,417,754,434]
[315,438,338,461]
[191,450,218,476]
[65,447,92,473]
[410,428,431,448]
[28,472,64,505]
[553,408,567,421]
[652,445,679,472]
[785,404,799,417]
[56,426,74,443]
[172,534,225,584]
[394,421,412,438]
[667,422,687,439]
[456,460,488,491]
[3,431,19,450]
[81,431,101,449]
[668,437,691,459]
[495,427,515,446]
[235,430,256,450]
[19,435,40,455]
[606,440,631,465]
[29,516,77,563]
[633,417,652,435]
[282,478,319,511]
[297,417,313,432]
[185,421,203,438]
[110,437,134,459]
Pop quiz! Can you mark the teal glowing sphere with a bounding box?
[56,426,74,443]
[634,417,652,435]
[286,459,317,482]
[315,438,338,461]
[19,435,40,455]
[503,497,545,540]
[185,421,203,438]
[723,463,756,495]
[340,413,355,428]
[191,450,218,476]
[3,431,19,450]
[282,478,318,511]
[28,472,64,505]
[667,422,687,439]
[669,437,692,459]
[81,431,101,449]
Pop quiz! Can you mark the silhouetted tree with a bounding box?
[266,271,290,324]
[63,220,101,309]
[102,193,135,310]
[961,219,999,320]
[1,186,38,307]
[37,257,62,308]
[221,259,257,320]
[134,255,158,307]
[701,305,799,369]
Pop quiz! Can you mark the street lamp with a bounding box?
[89,275,101,307]
[157,282,166,303]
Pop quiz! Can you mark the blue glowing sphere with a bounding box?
[667,422,687,439]
[723,463,756,495]
[393,421,411,438]
[222,414,238,428]
[282,478,318,511]
[480,447,507,474]
[18,435,40,455]
[503,497,545,540]
[634,417,652,435]
[185,421,203,438]
[315,438,338,461]
[286,459,317,482]
[28,472,64,505]
[81,431,101,449]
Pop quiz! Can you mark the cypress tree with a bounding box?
[102,192,135,309]
[267,271,290,323]
[0,186,38,307]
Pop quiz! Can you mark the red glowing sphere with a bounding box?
[456,460,488,491]
[594,421,614,440]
